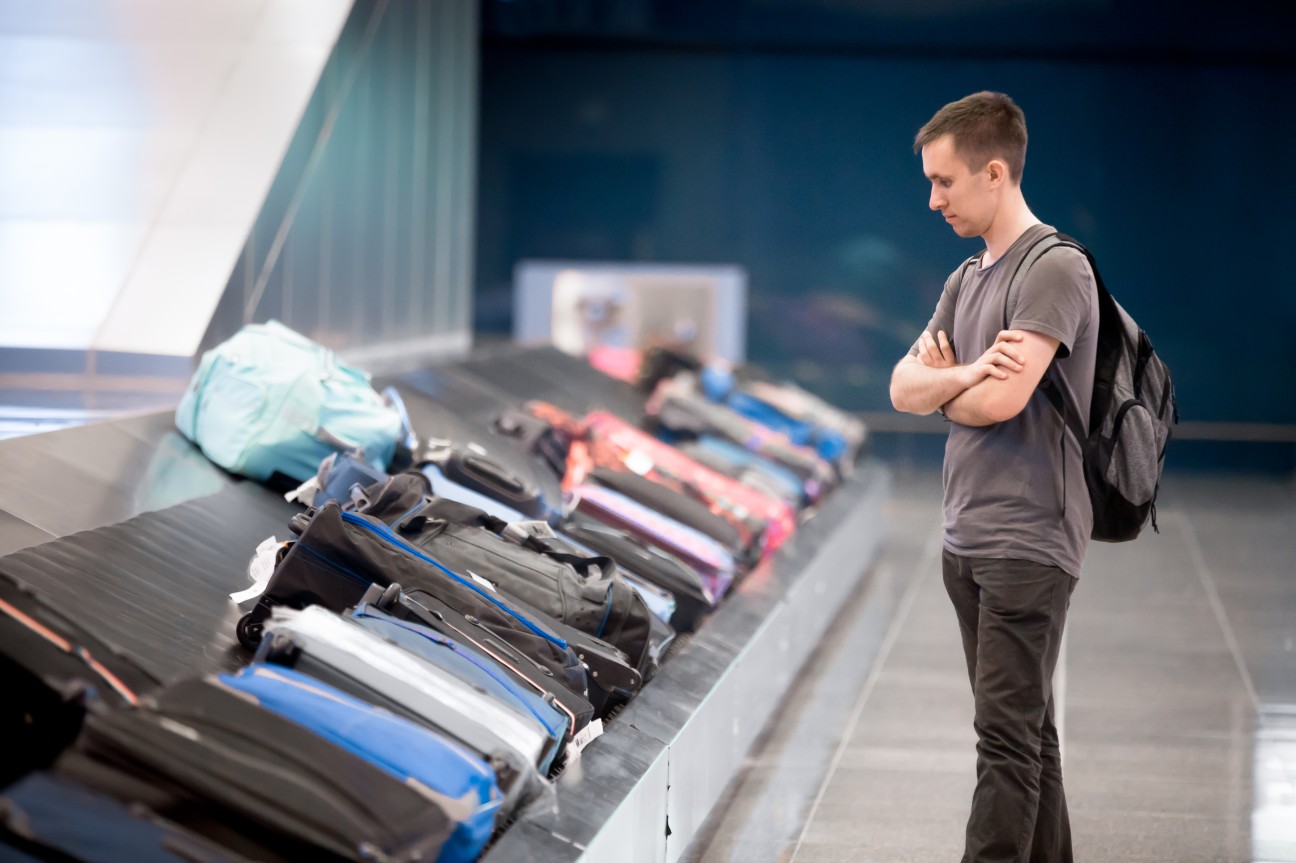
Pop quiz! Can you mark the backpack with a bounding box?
[993,231,1179,542]
[176,321,402,483]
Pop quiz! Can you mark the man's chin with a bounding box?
[950,222,979,238]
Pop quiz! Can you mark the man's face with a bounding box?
[921,134,993,239]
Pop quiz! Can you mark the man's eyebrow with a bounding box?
[925,171,950,181]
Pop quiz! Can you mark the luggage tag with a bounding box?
[564,717,604,765]
[230,536,286,605]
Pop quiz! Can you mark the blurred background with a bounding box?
[1,0,1292,471]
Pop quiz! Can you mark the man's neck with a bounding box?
[980,193,1040,267]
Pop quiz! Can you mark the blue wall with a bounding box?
[476,40,1296,428]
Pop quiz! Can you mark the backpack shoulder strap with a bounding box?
[1001,230,1098,442]
[949,251,984,304]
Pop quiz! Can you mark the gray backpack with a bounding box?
[1002,232,1178,542]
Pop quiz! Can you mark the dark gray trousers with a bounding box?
[942,550,1078,863]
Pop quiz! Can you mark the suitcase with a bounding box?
[678,435,809,507]
[253,605,556,812]
[570,483,737,595]
[1,771,261,863]
[236,503,642,715]
[63,675,470,863]
[0,576,159,788]
[558,513,721,633]
[583,409,797,555]
[647,376,837,497]
[363,582,596,735]
[219,664,502,863]
[343,472,666,680]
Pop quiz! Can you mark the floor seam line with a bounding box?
[787,520,943,862]
[1177,509,1261,714]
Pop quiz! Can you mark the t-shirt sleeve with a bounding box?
[1009,246,1094,359]
[907,268,961,357]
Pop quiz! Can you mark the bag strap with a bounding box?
[1000,230,1107,443]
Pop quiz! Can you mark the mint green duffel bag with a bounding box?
[176,321,402,482]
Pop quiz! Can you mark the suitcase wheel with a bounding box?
[236,613,265,649]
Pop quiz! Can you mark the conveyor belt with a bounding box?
[450,345,647,419]
[0,484,299,683]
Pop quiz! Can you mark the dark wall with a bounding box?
[475,3,1296,427]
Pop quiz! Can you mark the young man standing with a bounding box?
[890,91,1098,862]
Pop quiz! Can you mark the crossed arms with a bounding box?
[889,328,1060,427]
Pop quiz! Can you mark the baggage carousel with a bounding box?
[0,346,889,862]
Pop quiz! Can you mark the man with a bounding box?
[889,91,1098,863]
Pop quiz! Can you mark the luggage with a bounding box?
[701,365,867,468]
[420,444,559,523]
[236,503,642,715]
[176,321,401,482]
[349,603,571,758]
[559,513,721,632]
[677,436,807,506]
[252,606,555,812]
[219,664,501,863]
[570,483,737,595]
[646,374,837,500]
[342,471,665,679]
[364,582,596,735]
[586,465,743,550]
[0,576,159,788]
[582,409,797,554]
[1,771,261,863]
[622,569,677,624]
[61,675,469,863]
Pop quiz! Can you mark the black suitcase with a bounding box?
[0,576,159,788]
[54,678,457,863]
[237,503,642,715]
[362,582,596,736]
[558,513,717,633]
[344,472,668,680]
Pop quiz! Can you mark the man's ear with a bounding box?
[986,158,1009,187]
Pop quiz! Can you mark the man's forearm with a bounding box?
[941,380,1001,426]
[890,358,970,416]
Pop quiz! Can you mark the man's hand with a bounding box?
[968,330,1027,382]
[891,329,1031,417]
[916,330,957,369]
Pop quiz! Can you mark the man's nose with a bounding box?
[929,188,945,211]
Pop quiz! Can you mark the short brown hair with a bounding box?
[914,91,1028,183]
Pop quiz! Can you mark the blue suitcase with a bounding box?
[219,664,501,863]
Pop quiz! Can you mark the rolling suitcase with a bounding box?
[362,582,596,735]
[558,513,720,633]
[0,771,263,863]
[237,503,642,715]
[219,664,501,862]
[253,606,554,812]
[62,675,470,863]
[0,576,159,788]
[341,472,666,679]
[570,483,736,596]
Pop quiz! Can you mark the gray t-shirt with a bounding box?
[913,223,1099,577]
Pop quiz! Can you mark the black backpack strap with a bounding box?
[1001,230,1098,444]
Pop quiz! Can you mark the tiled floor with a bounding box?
[687,466,1296,863]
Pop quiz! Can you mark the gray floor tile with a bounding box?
[691,468,1296,863]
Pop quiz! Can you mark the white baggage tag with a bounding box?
[565,718,604,763]
[284,476,320,506]
[230,536,284,605]
[466,570,496,592]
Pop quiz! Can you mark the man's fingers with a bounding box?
[995,329,1026,343]
[937,330,955,362]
